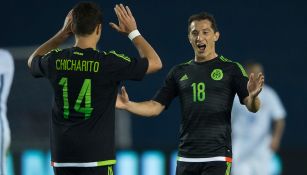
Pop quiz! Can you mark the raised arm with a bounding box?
[243,72,264,112]
[27,10,73,68]
[116,86,165,117]
[109,4,162,74]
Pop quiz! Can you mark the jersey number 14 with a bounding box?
[59,77,93,119]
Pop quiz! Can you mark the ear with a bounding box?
[96,24,101,35]
[71,23,75,34]
[214,32,220,42]
[188,33,192,44]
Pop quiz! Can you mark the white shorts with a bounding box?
[232,139,272,175]
[0,116,11,175]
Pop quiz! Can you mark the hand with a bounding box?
[109,4,137,35]
[247,72,264,98]
[116,86,130,109]
[59,10,73,38]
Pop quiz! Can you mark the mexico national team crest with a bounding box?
[211,69,223,80]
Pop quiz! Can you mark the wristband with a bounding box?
[128,30,141,41]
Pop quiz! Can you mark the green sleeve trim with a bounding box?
[235,62,248,77]
[219,55,248,77]
[73,51,84,56]
[97,160,117,166]
[225,162,232,175]
[44,48,62,56]
[179,59,193,65]
[108,50,131,62]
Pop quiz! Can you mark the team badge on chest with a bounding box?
[211,69,223,80]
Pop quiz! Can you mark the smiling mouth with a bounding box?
[197,43,206,51]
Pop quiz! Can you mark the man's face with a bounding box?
[247,64,263,76]
[188,19,219,58]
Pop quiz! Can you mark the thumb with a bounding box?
[121,86,128,99]
[109,22,120,32]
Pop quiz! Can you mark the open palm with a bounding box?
[247,72,264,98]
[116,86,130,109]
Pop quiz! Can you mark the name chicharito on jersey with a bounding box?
[55,59,100,72]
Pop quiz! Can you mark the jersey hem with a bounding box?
[51,159,116,167]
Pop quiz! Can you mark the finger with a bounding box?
[119,4,129,17]
[121,86,127,96]
[67,9,73,17]
[259,78,264,87]
[109,22,120,31]
[257,72,263,80]
[126,6,133,17]
[114,6,124,21]
[249,73,254,81]
[115,4,126,19]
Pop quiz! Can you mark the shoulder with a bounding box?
[42,48,63,58]
[0,49,13,67]
[0,49,13,59]
[104,50,132,62]
[219,55,248,77]
[263,85,279,98]
[173,59,193,70]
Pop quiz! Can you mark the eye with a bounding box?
[191,31,198,36]
[203,31,209,35]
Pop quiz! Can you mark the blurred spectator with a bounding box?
[231,61,286,175]
[115,109,132,149]
[0,49,14,175]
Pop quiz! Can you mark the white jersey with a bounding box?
[0,49,14,175]
[231,85,286,175]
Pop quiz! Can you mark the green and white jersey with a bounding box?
[29,47,148,167]
[153,55,248,161]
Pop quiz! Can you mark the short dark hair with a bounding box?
[188,12,218,33]
[72,2,103,36]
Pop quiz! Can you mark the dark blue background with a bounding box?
[1,0,307,174]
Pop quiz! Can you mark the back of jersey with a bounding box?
[30,47,148,164]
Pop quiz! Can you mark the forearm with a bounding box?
[272,119,285,144]
[125,100,164,117]
[27,31,69,67]
[132,35,162,73]
[245,95,261,113]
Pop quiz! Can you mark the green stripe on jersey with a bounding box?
[219,56,248,77]
[180,59,193,65]
[44,48,62,56]
[108,50,131,62]
[225,162,232,175]
[97,160,117,166]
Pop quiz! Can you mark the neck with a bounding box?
[74,35,97,49]
[194,51,218,62]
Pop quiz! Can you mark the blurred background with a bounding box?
[1,0,307,174]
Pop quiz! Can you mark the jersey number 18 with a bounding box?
[191,82,206,102]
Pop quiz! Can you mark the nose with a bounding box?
[197,34,204,41]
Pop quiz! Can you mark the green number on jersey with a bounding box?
[191,82,206,102]
[59,77,93,119]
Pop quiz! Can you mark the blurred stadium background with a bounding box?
[1,0,307,174]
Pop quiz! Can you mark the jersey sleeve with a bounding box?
[0,50,14,74]
[152,67,178,108]
[232,62,249,104]
[103,51,148,81]
[268,88,287,120]
[29,50,55,78]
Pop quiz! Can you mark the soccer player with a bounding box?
[116,12,264,175]
[231,61,286,175]
[27,2,162,175]
[0,49,14,175]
